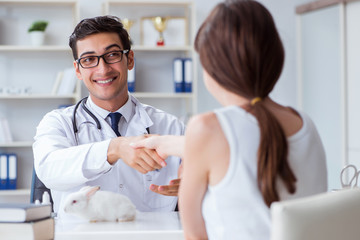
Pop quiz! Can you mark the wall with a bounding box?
[77,0,309,113]
[192,0,310,112]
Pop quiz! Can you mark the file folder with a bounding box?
[183,58,192,93]
[128,59,136,92]
[7,153,17,190]
[0,154,8,189]
[173,58,184,92]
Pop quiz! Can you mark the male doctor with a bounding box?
[33,16,184,219]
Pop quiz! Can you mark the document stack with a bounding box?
[0,203,54,240]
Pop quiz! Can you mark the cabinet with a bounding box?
[0,0,80,201]
[103,0,197,120]
[296,0,360,190]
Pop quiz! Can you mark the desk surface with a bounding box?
[55,212,184,240]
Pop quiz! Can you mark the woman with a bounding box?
[132,0,327,239]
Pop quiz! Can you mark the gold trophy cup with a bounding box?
[151,16,168,46]
[122,18,135,40]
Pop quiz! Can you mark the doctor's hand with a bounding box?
[149,179,180,196]
[107,136,167,174]
[149,164,183,196]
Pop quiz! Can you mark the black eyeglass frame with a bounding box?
[76,50,129,69]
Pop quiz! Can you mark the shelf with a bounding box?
[106,1,191,6]
[0,45,71,51]
[132,92,193,98]
[0,141,33,148]
[0,45,192,52]
[0,189,30,196]
[0,0,80,192]
[0,94,77,99]
[0,93,191,99]
[132,45,193,51]
[0,0,77,6]
[0,45,193,52]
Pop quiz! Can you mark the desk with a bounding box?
[55,212,184,240]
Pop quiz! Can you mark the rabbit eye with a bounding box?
[72,200,77,204]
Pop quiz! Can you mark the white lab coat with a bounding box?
[33,94,185,219]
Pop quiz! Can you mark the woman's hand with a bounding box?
[130,135,185,159]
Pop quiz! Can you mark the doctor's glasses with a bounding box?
[76,50,129,69]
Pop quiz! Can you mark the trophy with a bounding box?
[151,16,168,46]
[122,18,135,33]
[122,18,135,41]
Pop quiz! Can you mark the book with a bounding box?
[0,217,54,240]
[56,67,77,95]
[0,203,52,223]
[0,118,13,143]
[51,71,63,95]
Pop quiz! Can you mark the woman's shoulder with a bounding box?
[187,112,219,135]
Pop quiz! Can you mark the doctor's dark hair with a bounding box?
[69,15,131,60]
[195,0,296,207]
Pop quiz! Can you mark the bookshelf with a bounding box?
[0,0,198,201]
[0,0,80,199]
[103,0,197,119]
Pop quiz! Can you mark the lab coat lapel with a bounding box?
[125,95,153,136]
[75,106,114,143]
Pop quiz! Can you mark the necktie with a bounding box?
[108,112,122,137]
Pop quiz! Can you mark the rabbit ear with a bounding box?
[85,186,100,199]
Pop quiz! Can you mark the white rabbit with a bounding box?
[63,186,136,222]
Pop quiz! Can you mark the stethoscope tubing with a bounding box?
[73,97,101,135]
[72,96,150,145]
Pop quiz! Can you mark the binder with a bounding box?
[128,59,136,92]
[183,58,192,93]
[0,154,8,190]
[173,58,184,92]
[7,153,17,190]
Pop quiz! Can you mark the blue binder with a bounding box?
[0,154,8,190]
[173,58,184,92]
[183,58,192,93]
[128,59,136,92]
[7,153,17,190]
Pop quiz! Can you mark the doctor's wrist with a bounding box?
[107,138,121,165]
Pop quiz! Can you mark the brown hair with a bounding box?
[195,0,296,207]
[69,15,131,60]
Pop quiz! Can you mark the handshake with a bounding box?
[108,135,184,196]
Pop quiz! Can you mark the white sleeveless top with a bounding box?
[202,105,327,240]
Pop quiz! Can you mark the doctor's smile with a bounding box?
[94,77,116,84]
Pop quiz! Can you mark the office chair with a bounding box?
[270,188,360,240]
[30,168,54,211]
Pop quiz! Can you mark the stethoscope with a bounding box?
[72,97,150,145]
